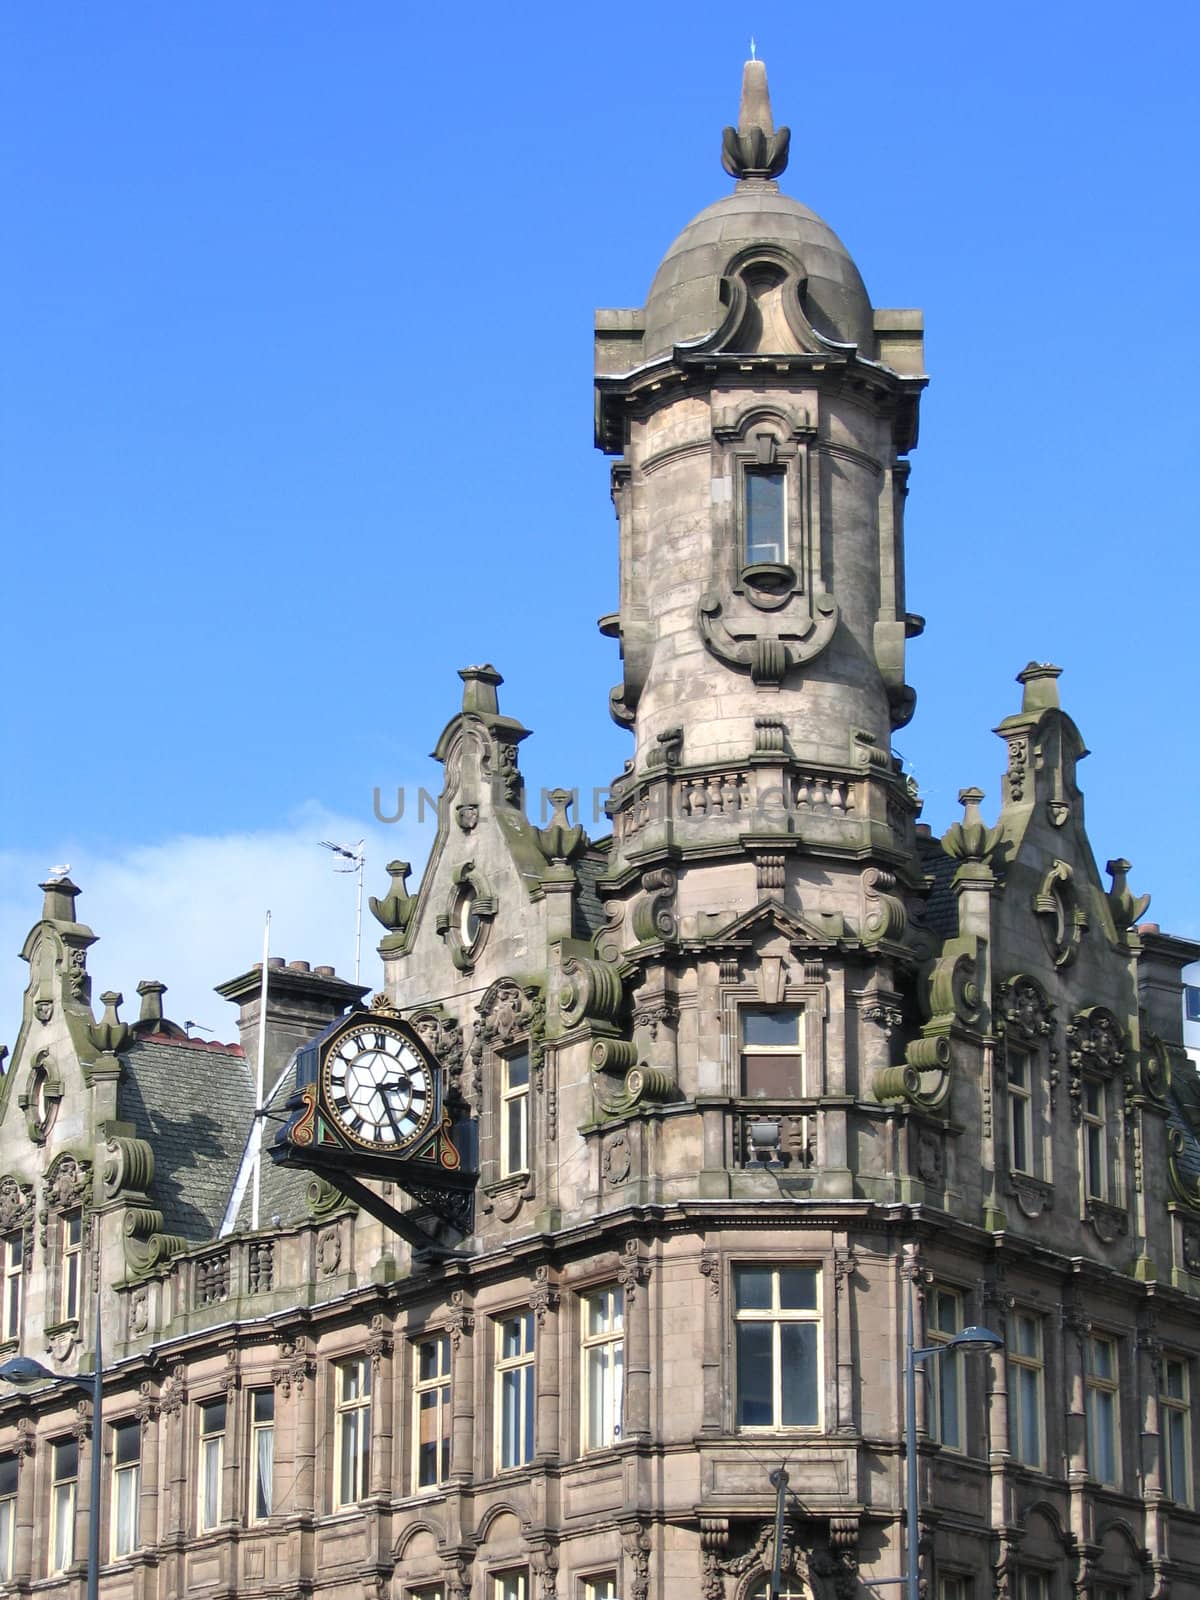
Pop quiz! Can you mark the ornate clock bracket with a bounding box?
[274,1129,475,1262]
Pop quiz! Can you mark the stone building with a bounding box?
[1,58,1199,1600]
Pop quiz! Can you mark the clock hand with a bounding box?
[383,1099,406,1140]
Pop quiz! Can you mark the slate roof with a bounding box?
[917,831,958,942]
[574,839,611,942]
[118,1035,254,1240]
[223,1049,315,1231]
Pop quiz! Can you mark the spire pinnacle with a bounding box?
[721,57,790,182]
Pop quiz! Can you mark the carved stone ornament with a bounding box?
[1181,1225,1200,1276]
[1067,1007,1125,1120]
[316,1225,342,1277]
[698,1250,721,1299]
[438,860,498,974]
[0,1175,34,1257]
[39,1151,92,1247]
[129,1285,150,1338]
[446,1287,475,1347]
[368,859,416,934]
[941,786,1003,881]
[560,956,624,1033]
[529,1264,559,1325]
[996,974,1055,1044]
[409,1004,465,1098]
[1033,859,1088,968]
[365,1311,394,1370]
[630,868,678,945]
[916,1129,944,1184]
[1005,1171,1054,1220]
[617,1239,649,1304]
[158,1365,187,1416]
[1085,1197,1129,1245]
[602,1131,632,1186]
[271,1336,313,1397]
[620,1522,652,1600]
[18,1049,63,1143]
[530,1543,560,1600]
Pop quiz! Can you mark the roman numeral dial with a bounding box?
[318,1016,439,1152]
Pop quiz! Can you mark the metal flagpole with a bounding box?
[250,910,270,1231]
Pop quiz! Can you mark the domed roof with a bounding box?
[642,61,875,359]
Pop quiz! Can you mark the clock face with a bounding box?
[319,1021,437,1151]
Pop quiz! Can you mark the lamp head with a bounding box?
[0,1355,55,1387]
[949,1324,1005,1354]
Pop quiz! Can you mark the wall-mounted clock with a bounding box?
[273,1004,477,1258]
[320,1018,437,1152]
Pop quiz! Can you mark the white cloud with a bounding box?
[0,801,435,1057]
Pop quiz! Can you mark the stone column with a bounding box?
[698,1245,723,1436]
[366,1314,394,1500]
[531,1267,561,1465]
[271,1338,315,1517]
[136,1386,160,1550]
[11,1421,34,1584]
[447,1289,476,1482]
[833,1247,857,1434]
[619,1242,651,1444]
[1062,1309,1089,1560]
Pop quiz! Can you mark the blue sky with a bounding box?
[2,1,1198,1046]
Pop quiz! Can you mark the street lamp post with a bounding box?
[905,1280,1004,1600]
[0,1293,102,1600]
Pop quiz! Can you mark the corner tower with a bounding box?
[592,62,934,1147]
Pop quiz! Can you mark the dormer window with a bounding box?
[744,466,787,566]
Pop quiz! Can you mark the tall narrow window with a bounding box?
[501,1052,530,1177]
[197,1399,225,1532]
[49,1438,76,1574]
[495,1311,535,1470]
[493,1570,528,1600]
[744,467,787,565]
[928,1287,964,1450]
[413,1335,451,1490]
[408,1588,446,1600]
[734,1265,821,1429]
[938,1579,970,1600]
[1162,1356,1191,1505]
[60,1211,82,1324]
[1085,1334,1120,1486]
[333,1357,372,1507]
[1,1234,22,1343]
[581,1285,624,1450]
[248,1389,274,1523]
[1083,1080,1108,1199]
[580,1577,618,1600]
[740,1008,805,1098]
[1016,1575,1049,1600]
[110,1419,140,1558]
[0,1455,16,1582]
[1008,1056,1032,1173]
[1009,1311,1044,1468]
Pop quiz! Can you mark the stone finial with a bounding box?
[722,58,790,182]
[458,664,503,717]
[369,860,416,933]
[536,789,586,864]
[39,875,81,925]
[1016,661,1063,714]
[1106,858,1151,935]
[941,787,1003,881]
[88,991,132,1057]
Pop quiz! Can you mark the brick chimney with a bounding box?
[215,958,369,1086]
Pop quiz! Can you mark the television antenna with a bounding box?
[319,839,366,985]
